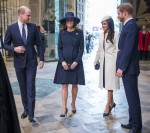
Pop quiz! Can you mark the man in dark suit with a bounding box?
[4,6,44,123]
[116,3,142,133]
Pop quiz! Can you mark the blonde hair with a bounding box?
[18,6,30,15]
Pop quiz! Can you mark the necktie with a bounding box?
[22,24,27,45]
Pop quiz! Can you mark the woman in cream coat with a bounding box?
[94,16,120,116]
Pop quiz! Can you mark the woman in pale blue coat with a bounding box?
[94,16,120,116]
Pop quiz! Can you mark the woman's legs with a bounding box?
[109,90,114,106]
[104,90,114,113]
[61,84,69,114]
[71,84,78,110]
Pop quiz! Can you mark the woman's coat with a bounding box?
[54,29,85,85]
[94,32,120,90]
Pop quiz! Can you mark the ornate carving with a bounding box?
[143,0,150,14]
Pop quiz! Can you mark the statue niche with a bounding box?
[44,0,55,33]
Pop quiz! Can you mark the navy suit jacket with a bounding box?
[4,22,44,68]
[116,19,140,75]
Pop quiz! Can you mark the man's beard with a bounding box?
[119,17,125,23]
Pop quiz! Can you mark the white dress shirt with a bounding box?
[18,20,28,39]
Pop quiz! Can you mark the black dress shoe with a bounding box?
[128,128,141,133]
[121,123,132,129]
[21,111,28,119]
[28,116,37,123]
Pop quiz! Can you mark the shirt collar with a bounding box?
[124,17,133,25]
[18,20,26,27]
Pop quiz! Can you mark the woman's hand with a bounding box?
[70,62,78,69]
[62,61,69,70]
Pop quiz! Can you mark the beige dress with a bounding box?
[94,32,120,90]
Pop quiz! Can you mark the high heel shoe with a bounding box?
[60,108,68,117]
[71,103,76,114]
[109,103,116,112]
[103,106,111,117]
[72,109,76,114]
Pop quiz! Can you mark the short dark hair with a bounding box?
[117,2,133,15]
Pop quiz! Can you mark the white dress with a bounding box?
[94,32,120,90]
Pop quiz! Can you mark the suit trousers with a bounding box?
[122,74,142,130]
[15,64,37,117]
[139,50,148,60]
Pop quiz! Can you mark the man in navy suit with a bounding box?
[116,3,142,133]
[4,6,44,123]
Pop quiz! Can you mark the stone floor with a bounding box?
[6,48,150,133]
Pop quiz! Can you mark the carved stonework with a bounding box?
[44,0,55,21]
[136,0,150,28]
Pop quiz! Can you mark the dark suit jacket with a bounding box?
[116,19,140,75]
[4,22,44,68]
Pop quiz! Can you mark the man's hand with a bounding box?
[14,46,25,53]
[38,61,44,69]
[70,62,78,69]
[116,69,123,77]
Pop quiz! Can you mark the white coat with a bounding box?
[94,32,120,90]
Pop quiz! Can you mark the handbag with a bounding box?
[94,61,100,70]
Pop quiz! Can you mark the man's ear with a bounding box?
[123,11,128,17]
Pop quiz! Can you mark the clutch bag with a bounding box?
[95,61,100,70]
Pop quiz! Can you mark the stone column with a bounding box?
[38,0,43,25]
[29,0,39,25]
[63,0,66,15]
[54,0,59,59]
[54,0,66,59]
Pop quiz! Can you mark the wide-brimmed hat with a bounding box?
[101,16,112,22]
[59,12,80,25]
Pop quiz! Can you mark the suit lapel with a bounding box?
[27,24,31,44]
[118,19,134,47]
[118,26,125,48]
[14,22,25,45]
[15,22,22,39]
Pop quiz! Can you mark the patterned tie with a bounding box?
[22,24,27,45]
